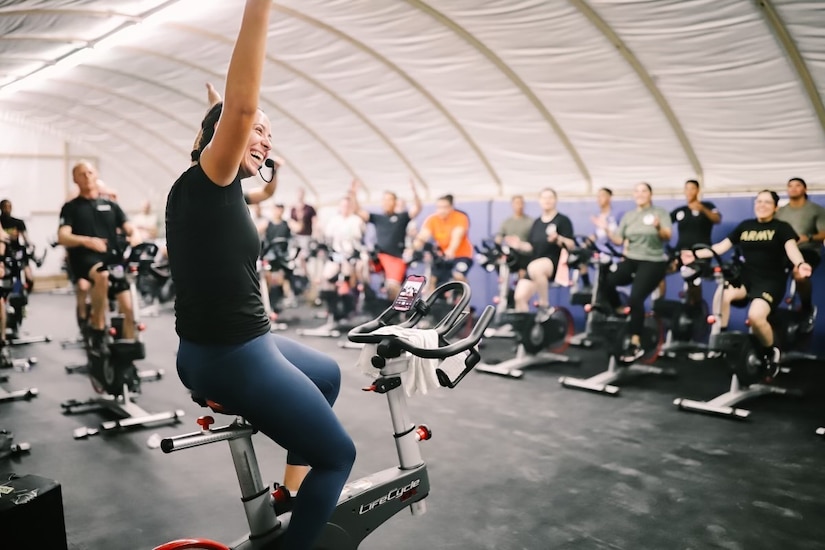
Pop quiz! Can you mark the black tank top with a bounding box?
[166,164,270,344]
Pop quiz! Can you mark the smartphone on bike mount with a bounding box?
[392,274,427,312]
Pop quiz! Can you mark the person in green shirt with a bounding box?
[495,195,534,278]
[600,182,672,363]
[775,177,825,332]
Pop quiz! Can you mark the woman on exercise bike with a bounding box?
[599,182,672,363]
[165,3,355,549]
[701,190,812,376]
[506,188,575,312]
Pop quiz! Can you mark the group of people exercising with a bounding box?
[32,2,823,549]
[492,179,821,373]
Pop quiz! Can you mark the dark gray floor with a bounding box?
[1,293,824,550]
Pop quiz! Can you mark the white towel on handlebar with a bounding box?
[355,326,468,396]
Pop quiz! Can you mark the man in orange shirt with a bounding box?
[410,194,474,284]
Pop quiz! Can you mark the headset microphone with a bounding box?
[259,158,276,183]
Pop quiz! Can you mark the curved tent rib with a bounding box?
[569,0,704,183]
[405,0,593,190]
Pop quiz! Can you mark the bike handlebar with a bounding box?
[347,281,495,360]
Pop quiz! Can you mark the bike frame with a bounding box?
[159,355,430,550]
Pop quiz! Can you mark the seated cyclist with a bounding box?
[599,182,672,363]
[57,161,141,347]
[351,177,421,300]
[409,194,474,287]
[505,188,575,312]
[701,190,812,376]
[320,192,367,295]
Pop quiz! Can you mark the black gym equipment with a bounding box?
[566,235,618,349]
[136,245,175,317]
[474,238,518,338]
[475,299,578,379]
[258,238,301,331]
[296,245,363,339]
[60,243,184,439]
[673,250,801,420]
[559,240,668,395]
[654,246,714,358]
[2,244,51,346]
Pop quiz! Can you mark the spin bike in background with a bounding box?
[673,250,800,420]
[258,237,301,331]
[566,235,609,348]
[296,245,367,339]
[136,244,175,317]
[3,243,50,347]
[559,240,668,396]
[154,279,494,550]
[474,238,519,338]
[654,245,718,359]
[61,243,184,439]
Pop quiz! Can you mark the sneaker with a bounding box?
[270,483,294,516]
[762,346,781,381]
[800,306,817,334]
[619,343,644,364]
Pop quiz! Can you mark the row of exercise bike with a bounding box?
[283,233,824,429]
[465,236,821,425]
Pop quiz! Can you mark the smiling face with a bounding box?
[239,110,272,179]
[754,191,777,221]
[634,183,652,208]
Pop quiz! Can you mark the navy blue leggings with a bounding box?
[177,333,356,550]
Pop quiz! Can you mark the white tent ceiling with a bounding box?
[1,0,824,207]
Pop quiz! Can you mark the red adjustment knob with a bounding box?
[196,415,215,431]
[108,327,117,336]
[584,304,593,313]
[706,315,716,325]
[415,425,432,441]
[137,323,146,332]
[362,385,377,392]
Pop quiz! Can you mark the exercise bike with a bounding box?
[296,245,365,339]
[559,240,667,396]
[673,249,799,420]
[154,281,494,550]
[61,243,184,439]
[137,244,175,318]
[3,244,51,347]
[654,246,714,358]
[474,238,519,339]
[258,238,301,332]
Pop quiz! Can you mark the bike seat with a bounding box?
[190,394,236,415]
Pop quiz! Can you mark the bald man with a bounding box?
[57,161,141,347]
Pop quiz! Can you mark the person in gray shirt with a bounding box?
[495,195,534,277]
[775,177,825,332]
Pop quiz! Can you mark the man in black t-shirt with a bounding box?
[263,203,296,307]
[57,161,140,343]
[669,179,721,304]
[353,178,421,299]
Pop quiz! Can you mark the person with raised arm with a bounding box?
[165,3,355,548]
